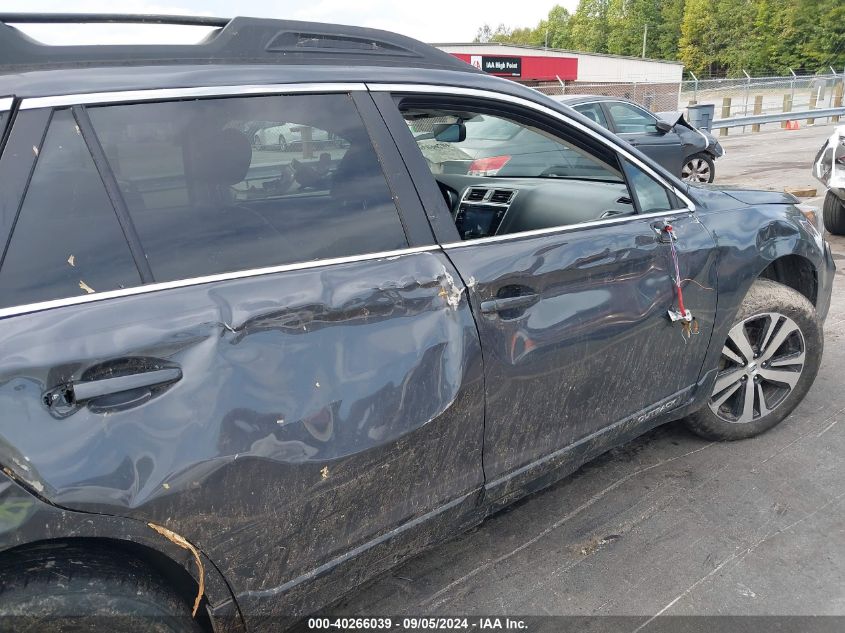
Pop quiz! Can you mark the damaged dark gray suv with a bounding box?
[0,13,835,633]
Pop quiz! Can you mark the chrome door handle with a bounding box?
[71,368,182,403]
[480,293,539,314]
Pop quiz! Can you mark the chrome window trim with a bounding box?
[366,82,695,211]
[0,245,440,319]
[440,208,687,249]
[19,83,368,110]
[0,97,13,112]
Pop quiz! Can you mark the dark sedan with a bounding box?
[552,94,724,183]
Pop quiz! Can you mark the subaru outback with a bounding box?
[0,13,834,633]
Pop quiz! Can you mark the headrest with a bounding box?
[190,128,252,187]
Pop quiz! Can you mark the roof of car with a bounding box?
[0,14,479,75]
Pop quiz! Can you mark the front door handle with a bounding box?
[480,293,539,314]
[651,219,683,243]
[71,368,182,403]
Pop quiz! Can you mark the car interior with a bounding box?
[401,106,647,240]
[87,94,407,282]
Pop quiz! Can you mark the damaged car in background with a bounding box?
[553,95,724,183]
[0,13,835,633]
[813,125,845,234]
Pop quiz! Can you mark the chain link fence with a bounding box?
[680,73,845,122]
[529,73,845,133]
[532,81,681,113]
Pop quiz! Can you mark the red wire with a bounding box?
[665,225,686,316]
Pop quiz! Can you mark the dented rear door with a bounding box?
[0,93,484,619]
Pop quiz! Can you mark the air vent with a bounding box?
[465,188,487,202]
[490,189,514,204]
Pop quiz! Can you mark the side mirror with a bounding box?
[432,122,466,143]
[655,120,673,134]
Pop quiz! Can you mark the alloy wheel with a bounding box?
[682,157,711,183]
[708,312,805,424]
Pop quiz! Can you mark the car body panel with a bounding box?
[0,250,485,620]
[0,469,245,631]
[444,210,718,484]
[0,36,836,631]
[689,189,834,396]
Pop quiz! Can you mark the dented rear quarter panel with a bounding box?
[0,250,485,619]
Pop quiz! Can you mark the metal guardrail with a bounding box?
[710,107,845,129]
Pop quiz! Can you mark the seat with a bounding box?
[133,127,294,281]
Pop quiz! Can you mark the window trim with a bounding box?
[367,83,694,249]
[0,97,13,112]
[0,244,440,319]
[0,83,429,317]
[19,83,368,110]
[71,105,154,283]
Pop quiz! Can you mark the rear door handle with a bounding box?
[480,293,539,314]
[72,368,182,402]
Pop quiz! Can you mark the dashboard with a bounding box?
[436,174,635,240]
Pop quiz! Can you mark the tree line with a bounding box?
[474,0,845,77]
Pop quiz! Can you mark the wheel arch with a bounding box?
[758,253,818,307]
[690,208,828,413]
[0,537,213,627]
[0,471,245,631]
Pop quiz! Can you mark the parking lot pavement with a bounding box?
[329,130,845,618]
[714,120,840,206]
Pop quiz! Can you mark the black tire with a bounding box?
[681,152,715,183]
[0,543,205,633]
[278,134,288,152]
[685,279,822,441]
[822,191,845,235]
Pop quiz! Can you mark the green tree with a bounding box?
[607,0,662,58]
[472,0,844,75]
[679,0,720,73]
[654,0,685,60]
[540,5,574,49]
[474,24,513,43]
[568,0,610,53]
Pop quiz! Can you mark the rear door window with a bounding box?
[0,110,141,308]
[573,103,609,128]
[88,93,408,283]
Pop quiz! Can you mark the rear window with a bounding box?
[0,110,141,308]
[88,93,408,283]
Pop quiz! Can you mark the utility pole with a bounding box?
[641,23,648,58]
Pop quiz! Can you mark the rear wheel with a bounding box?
[681,152,715,183]
[0,543,206,632]
[685,279,822,440]
[822,191,845,235]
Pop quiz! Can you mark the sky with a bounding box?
[4,0,580,45]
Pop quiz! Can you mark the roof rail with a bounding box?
[0,13,229,27]
[0,14,478,74]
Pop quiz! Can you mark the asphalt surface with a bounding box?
[328,122,845,620]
